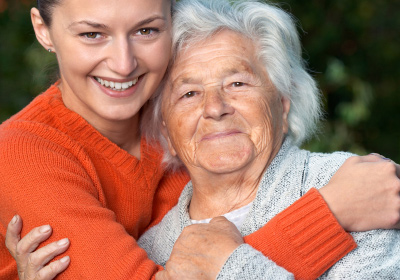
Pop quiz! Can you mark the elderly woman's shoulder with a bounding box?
[308,150,355,168]
[303,150,355,191]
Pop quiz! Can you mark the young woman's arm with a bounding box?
[5,155,400,280]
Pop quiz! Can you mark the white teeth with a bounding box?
[95,77,138,91]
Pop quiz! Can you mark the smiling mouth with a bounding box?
[94,77,139,91]
[201,130,242,141]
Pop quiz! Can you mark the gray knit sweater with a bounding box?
[138,139,400,279]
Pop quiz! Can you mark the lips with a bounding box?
[201,130,243,141]
[94,76,138,91]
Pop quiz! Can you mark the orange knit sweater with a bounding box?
[0,84,355,279]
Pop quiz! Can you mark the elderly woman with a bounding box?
[138,0,400,278]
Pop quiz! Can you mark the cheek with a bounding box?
[242,98,278,148]
[57,43,97,77]
[167,114,191,145]
[165,111,198,158]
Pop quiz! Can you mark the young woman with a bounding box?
[2,0,399,279]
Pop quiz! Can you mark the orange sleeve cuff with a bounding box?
[244,188,356,280]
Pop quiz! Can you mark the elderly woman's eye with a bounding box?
[183,91,197,98]
[232,82,245,87]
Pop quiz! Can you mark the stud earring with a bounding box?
[48,48,52,53]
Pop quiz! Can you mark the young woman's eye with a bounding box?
[137,28,159,36]
[80,32,102,39]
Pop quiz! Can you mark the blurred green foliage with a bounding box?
[0,0,58,121]
[0,0,399,161]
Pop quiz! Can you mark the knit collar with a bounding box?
[44,83,164,177]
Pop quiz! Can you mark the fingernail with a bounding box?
[39,225,51,233]
[11,215,19,224]
[57,238,69,246]
[60,256,70,263]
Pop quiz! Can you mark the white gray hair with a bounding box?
[144,0,322,170]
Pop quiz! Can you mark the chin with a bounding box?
[197,151,254,174]
[100,106,138,122]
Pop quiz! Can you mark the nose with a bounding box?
[107,37,137,77]
[202,89,235,120]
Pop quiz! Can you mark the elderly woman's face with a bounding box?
[162,30,290,175]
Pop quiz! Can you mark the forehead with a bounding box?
[176,30,255,67]
[169,30,263,83]
[54,0,171,24]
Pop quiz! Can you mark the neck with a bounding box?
[59,84,142,158]
[188,141,283,220]
[188,161,265,220]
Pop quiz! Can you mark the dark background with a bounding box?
[1,0,399,161]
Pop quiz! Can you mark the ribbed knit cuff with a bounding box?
[243,188,357,280]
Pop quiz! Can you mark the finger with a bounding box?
[33,256,70,280]
[155,271,169,280]
[364,154,400,178]
[394,163,400,178]
[5,215,23,257]
[361,153,391,162]
[16,225,53,260]
[26,238,70,271]
[209,216,229,224]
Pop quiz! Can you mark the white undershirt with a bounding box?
[191,202,253,230]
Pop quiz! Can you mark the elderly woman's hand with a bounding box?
[5,215,70,280]
[156,216,243,280]
[319,154,400,232]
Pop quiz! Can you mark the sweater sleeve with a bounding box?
[319,229,400,279]
[217,244,295,280]
[230,188,356,280]
[0,129,163,280]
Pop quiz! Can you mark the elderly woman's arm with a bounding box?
[321,229,400,278]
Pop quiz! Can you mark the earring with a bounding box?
[48,48,52,53]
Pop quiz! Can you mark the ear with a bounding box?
[281,96,290,134]
[31,8,54,51]
[161,121,177,157]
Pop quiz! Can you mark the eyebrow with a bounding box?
[171,68,253,89]
[170,76,199,92]
[68,21,110,30]
[67,15,167,30]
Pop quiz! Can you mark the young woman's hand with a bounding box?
[320,154,400,232]
[5,215,70,280]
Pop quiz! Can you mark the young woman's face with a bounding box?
[45,0,172,125]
